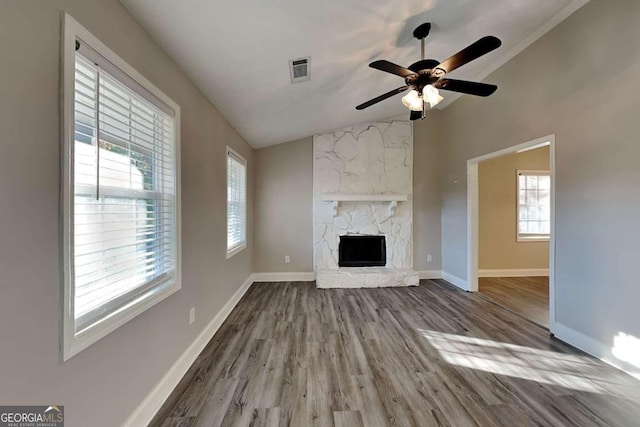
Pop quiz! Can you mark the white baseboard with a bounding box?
[124,270,640,426]
[417,270,442,280]
[553,323,640,381]
[441,271,470,291]
[252,272,315,282]
[478,268,549,278]
[122,274,255,427]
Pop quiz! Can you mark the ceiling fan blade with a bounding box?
[355,86,410,110]
[432,36,501,77]
[410,110,422,121]
[435,79,497,97]
[369,60,417,78]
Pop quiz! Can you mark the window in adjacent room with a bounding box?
[226,147,247,258]
[517,170,551,242]
[62,15,181,360]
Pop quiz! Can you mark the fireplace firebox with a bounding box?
[338,235,386,267]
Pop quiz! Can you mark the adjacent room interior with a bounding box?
[477,143,551,327]
[1,1,640,426]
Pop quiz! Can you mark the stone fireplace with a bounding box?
[313,120,418,288]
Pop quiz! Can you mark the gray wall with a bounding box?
[0,1,253,426]
[254,137,313,272]
[479,147,550,270]
[439,0,640,371]
[253,119,443,273]
[413,113,443,271]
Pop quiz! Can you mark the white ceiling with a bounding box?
[121,0,589,148]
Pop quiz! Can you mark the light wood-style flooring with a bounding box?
[479,276,549,327]
[151,280,640,427]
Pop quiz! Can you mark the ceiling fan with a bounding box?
[355,23,502,120]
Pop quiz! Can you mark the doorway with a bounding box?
[467,135,555,330]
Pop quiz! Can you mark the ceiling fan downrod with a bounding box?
[413,23,431,119]
[413,22,431,61]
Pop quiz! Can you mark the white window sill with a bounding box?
[517,235,550,243]
[63,277,180,361]
[226,242,247,259]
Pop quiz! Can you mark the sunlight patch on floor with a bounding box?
[419,330,640,399]
[613,332,640,370]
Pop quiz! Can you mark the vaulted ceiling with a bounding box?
[121,0,589,148]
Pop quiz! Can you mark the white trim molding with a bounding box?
[124,268,640,426]
[478,269,549,278]
[554,323,640,381]
[61,13,182,361]
[226,145,247,259]
[467,134,557,331]
[441,271,470,291]
[516,170,551,242]
[417,270,442,280]
[252,272,315,282]
[123,274,254,427]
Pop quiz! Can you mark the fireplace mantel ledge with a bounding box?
[322,193,409,217]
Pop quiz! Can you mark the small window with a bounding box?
[226,147,247,258]
[517,170,551,242]
[62,15,181,360]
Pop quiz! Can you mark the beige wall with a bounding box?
[0,1,253,426]
[254,137,313,272]
[439,0,640,374]
[479,146,550,270]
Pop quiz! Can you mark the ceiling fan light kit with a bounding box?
[355,22,502,121]
[423,85,444,108]
[401,90,423,111]
[400,84,443,111]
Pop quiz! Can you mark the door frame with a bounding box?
[466,134,556,331]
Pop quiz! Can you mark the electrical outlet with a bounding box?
[427,254,432,262]
[189,307,195,324]
[284,255,290,264]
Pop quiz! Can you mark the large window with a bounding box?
[62,16,180,360]
[517,170,551,242]
[226,147,247,258]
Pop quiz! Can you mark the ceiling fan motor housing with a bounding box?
[406,59,440,92]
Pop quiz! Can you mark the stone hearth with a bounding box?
[316,268,419,289]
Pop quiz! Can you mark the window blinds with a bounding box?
[73,47,177,333]
[227,150,247,253]
[518,172,551,236]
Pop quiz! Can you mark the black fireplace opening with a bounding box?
[338,235,386,267]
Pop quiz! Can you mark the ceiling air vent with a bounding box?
[289,57,311,83]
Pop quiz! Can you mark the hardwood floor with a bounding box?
[479,276,549,327]
[151,280,640,427]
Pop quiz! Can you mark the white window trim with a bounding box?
[517,236,550,242]
[516,169,550,243]
[226,146,247,259]
[61,14,182,361]
[226,242,247,259]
